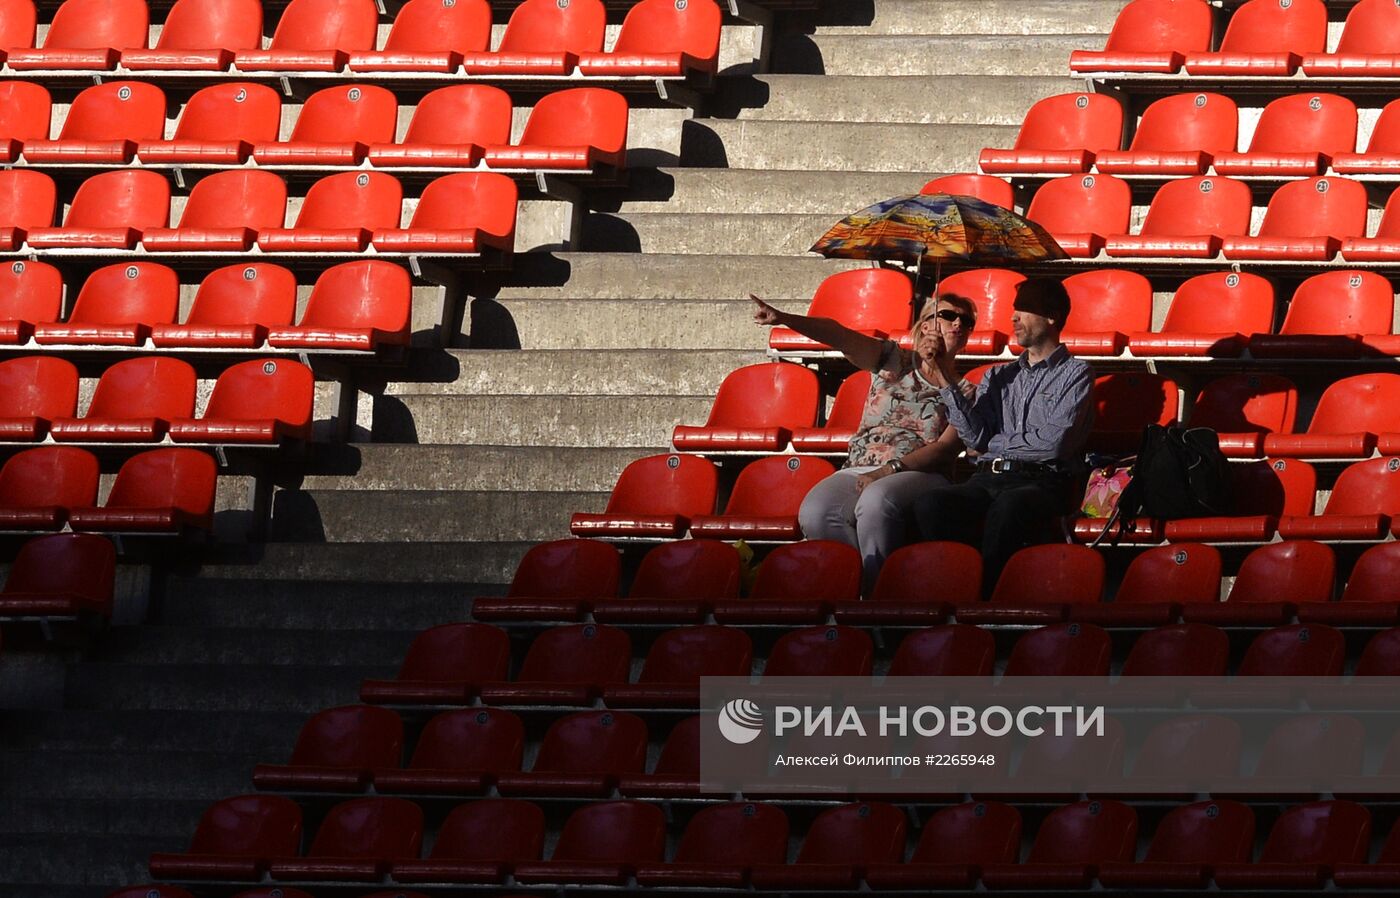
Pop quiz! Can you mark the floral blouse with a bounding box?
[846,340,958,468]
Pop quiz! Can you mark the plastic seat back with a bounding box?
[1322,456,1400,519]
[652,716,700,777]
[1217,0,1327,53]
[0,356,78,419]
[910,801,1021,864]
[288,704,403,768]
[0,81,51,141]
[1142,801,1255,863]
[172,83,282,144]
[1257,177,1368,238]
[720,455,835,516]
[176,171,287,231]
[517,623,630,684]
[509,538,620,599]
[1061,269,1152,334]
[307,797,422,859]
[533,710,648,774]
[1231,542,1336,606]
[69,262,179,327]
[301,259,412,338]
[602,454,717,518]
[294,171,402,230]
[199,358,313,438]
[872,541,982,604]
[409,708,523,772]
[499,0,605,53]
[702,363,819,430]
[1257,801,1370,863]
[108,888,196,898]
[396,623,510,685]
[58,81,164,142]
[1256,715,1364,778]
[42,0,148,49]
[807,268,913,333]
[1362,98,1400,154]
[672,802,789,865]
[821,370,872,431]
[1248,93,1357,156]
[1280,271,1396,337]
[1239,622,1345,675]
[188,795,302,857]
[796,802,905,865]
[888,624,996,676]
[921,173,1014,207]
[63,170,170,231]
[764,625,873,677]
[427,799,543,862]
[1116,545,1223,608]
[153,0,262,50]
[1343,542,1400,604]
[1005,623,1112,676]
[1092,372,1178,437]
[0,259,62,324]
[288,84,398,144]
[1164,271,1275,333]
[1009,93,1124,153]
[266,0,377,50]
[1137,176,1253,237]
[937,268,1024,338]
[410,172,517,243]
[86,357,196,421]
[1304,375,1400,439]
[1370,187,1400,240]
[1192,374,1299,436]
[629,540,740,601]
[610,0,721,68]
[637,625,751,684]
[1331,0,1400,53]
[0,445,98,508]
[517,87,628,159]
[0,0,36,50]
[1122,622,1230,676]
[751,540,860,604]
[1128,92,1238,153]
[990,544,1104,605]
[401,84,513,148]
[1132,717,1242,782]
[383,0,490,53]
[104,447,216,527]
[1026,173,1132,235]
[551,800,665,864]
[1358,626,1400,675]
[3,532,114,607]
[1028,801,1137,864]
[187,264,297,330]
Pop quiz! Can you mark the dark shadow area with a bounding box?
[795,0,874,28]
[268,488,327,542]
[579,213,643,253]
[678,118,730,168]
[626,147,682,168]
[368,394,421,444]
[769,32,826,75]
[705,75,773,119]
[469,298,523,349]
[588,170,678,213]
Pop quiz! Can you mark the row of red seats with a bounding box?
[0,81,626,170]
[0,0,720,76]
[0,169,515,256]
[0,259,411,351]
[0,355,312,443]
[0,531,113,619]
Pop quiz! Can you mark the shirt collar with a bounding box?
[1016,343,1070,370]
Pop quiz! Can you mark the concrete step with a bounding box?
[773,33,1097,76]
[610,168,944,214]
[804,0,1124,35]
[300,444,650,492]
[372,394,710,447]
[583,211,842,257]
[92,626,419,667]
[1,834,180,889]
[680,119,1012,172]
[0,709,305,752]
[0,798,207,837]
[160,576,476,626]
[0,748,260,798]
[63,663,391,712]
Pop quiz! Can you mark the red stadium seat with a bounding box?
[751,802,905,890]
[1122,623,1230,676]
[1022,173,1131,257]
[472,536,620,621]
[143,171,287,252]
[1104,175,1251,259]
[578,0,722,76]
[865,801,1021,889]
[604,625,751,707]
[0,82,51,165]
[1302,542,1400,626]
[1212,93,1357,176]
[25,170,170,250]
[763,625,873,676]
[1095,92,1237,176]
[1251,271,1395,360]
[0,258,61,342]
[1334,97,1400,175]
[268,796,422,882]
[1086,372,1177,455]
[0,532,114,618]
[672,363,819,452]
[1128,271,1273,357]
[939,268,1024,355]
[371,172,517,255]
[0,356,77,440]
[109,887,196,898]
[1186,542,1334,625]
[1221,176,1367,261]
[120,0,262,70]
[480,623,630,705]
[0,446,97,529]
[138,84,282,165]
[372,708,524,795]
[256,171,402,253]
[253,704,403,791]
[886,623,996,676]
[148,795,303,881]
[790,370,871,454]
[0,0,36,60]
[34,262,178,346]
[1166,457,1315,542]
[636,801,788,888]
[1081,546,1222,627]
[1070,0,1213,74]
[1098,800,1255,888]
[959,543,1104,625]
[360,622,510,705]
[169,358,313,445]
[1343,185,1400,264]
[390,799,542,883]
[67,448,216,533]
[1336,816,1400,887]
[0,168,56,252]
[1185,0,1326,75]
[1187,375,1300,458]
[152,263,297,349]
[1057,270,1151,356]
[1265,375,1400,460]
[981,800,1137,890]
[235,0,377,71]
[50,357,195,443]
[1301,0,1400,76]
[1214,801,1369,888]
[834,541,979,626]
[1255,715,1364,785]
[716,540,860,624]
[497,710,647,798]
[252,84,397,166]
[769,269,912,353]
[367,84,511,169]
[978,93,1124,174]
[1280,456,1400,539]
[592,539,739,625]
[462,0,605,75]
[349,0,490,73]
[514,800,665,885]
[267,260,412,350]
[571,453,717,538]
[1129,716,1242,790]
[1358,627,1400,674]
[688,454,835,540]
[7,0,148,69]
[1239,623,1345,676]
[22,81,163,164]
[920,173,1015,208]
[1005,623,1111,676]
[618,715,702,799]
[484,87,628,171]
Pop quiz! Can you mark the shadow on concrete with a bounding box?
[268,489,327,542]
[578,213,643,253]
[468,298,523,349]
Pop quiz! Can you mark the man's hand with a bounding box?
[750,294,784,327]
[855,465,893,493]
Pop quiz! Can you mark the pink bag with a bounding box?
[1081,464,1133,519]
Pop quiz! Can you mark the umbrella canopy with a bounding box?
[809,193,1068,264]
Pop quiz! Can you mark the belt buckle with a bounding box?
[990,458,1011,474]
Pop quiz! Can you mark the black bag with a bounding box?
[1115,424,1233,520]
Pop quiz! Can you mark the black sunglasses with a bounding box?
[934,309,976,328]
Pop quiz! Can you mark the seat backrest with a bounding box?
[1025,173,1132,236]
[69,262,179,327]
[1191,374,1299,436]
[1005,622,1112,676]
[0,0,36,50]
[872,541,982,604]
[294,171,402,230]
[911,801,1021,864]
[1358,627,1400,675]
[1231,542,1336,605]
[1343,542,1400,604]
[1121,622,1229,675]
[1092,372,1178,432]
[1129,92,1238,153]
[1364,97,1400,154]
[409,707,523,772]
[155,0,262,50]
[1138,175,1253,237]
[86,356,196,420]
[0,81,51,141]
[1256,715,1364,778]
[43,0,148,49]
[1306,375,1400,438]
[59,81,165,143]
[551,801,665,864]
[703,362,819,430]
[721,454,835,516]
[397,623,510,684]
[108,888,197,898]
[764,625,873,677]
[611,0,721,67]
[673,802,789,865]
[1373,186,1400,240]
[807,268,912,332]
[301,259,411,341]
[1334,0,1400,53]
[937,268,1024,337]
[427,799,543,862]
[105,448,216,529]
[629,539,740,600]
[1256,176,1368,238]
[64,170,171,230]
[652,716,701,777]
[1239,622,1345,675]
[1248,93,1357,156]
[1102,0,1213,53]
[533,710,648,774]
[0,258,62,323]
[0,446,98,509]
[267,0,377,50]
[637,625,751,683]
[172,82,282,144]
[1324,456,1400,519]
[517,87,628,158]
[1061,269,1152,334]
[1027,801,1137,864]
[200,358,314,438]
[187,263,297,329]
[1257,801,1370,864]
[990,543,1104,605]
[2,532,114,608]
[750,540,860,604]
[308,797,422,859]
[921,173,1015,207]
[1132,716,1242,782]
[288,703,403,767]
[177,170,288,231]
[824,370,873,430]
[508,537,620,599]
[1245,457,1319,516]
[1011,93,1124,153]
[1116,545,1223,607]
[603,453,717,517]
[887,623,996,676]
[0,356,77,419]
[517,623,630,683]
[499,0,606,53]
[383,0,491,53]
[410,172,517,244]
[1143,800,1255,863]
[1218,0,1327,53]
[1163,271,1274,333]
[288,84,398,145]
[796,802,906,865]
[401,84,513,148]
[189,794,302,857]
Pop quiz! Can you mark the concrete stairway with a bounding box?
[0,1,1122,894]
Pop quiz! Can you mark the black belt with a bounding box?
[975,458,1064,476]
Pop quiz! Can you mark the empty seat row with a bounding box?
[0,0,720,76]
[0,80,626,170]
[0,531,113,619]
[0,169,515,257]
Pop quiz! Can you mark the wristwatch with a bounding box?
[887,458,906,474]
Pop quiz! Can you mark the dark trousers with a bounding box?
[913,471,1074,596]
